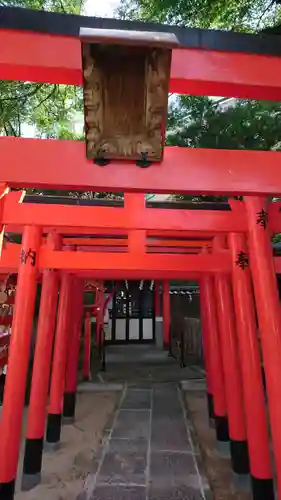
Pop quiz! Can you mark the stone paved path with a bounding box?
[88,384,210,499]
[92,345,205,386]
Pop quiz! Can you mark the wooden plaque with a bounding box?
[81,42,172,162]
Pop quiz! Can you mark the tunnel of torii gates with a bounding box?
[2,6,281,500]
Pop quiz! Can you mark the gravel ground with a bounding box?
[15,391,119,500]
[185,390,252,500]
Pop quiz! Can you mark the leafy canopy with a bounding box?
[0,0,84,140]
[117,0,281,211]
[0,81,83,139]
[0,0,82,14]
[167,96,281,151]
[117,0,281,32]
[166,95,281,202]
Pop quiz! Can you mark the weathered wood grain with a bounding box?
[82,42,171,162]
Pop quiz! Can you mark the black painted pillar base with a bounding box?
[21,437,44,490]
[230,439,250,475]
[63,391,76,423]
[0,373,6,406]
[207,392,215,421]
[251,476,275,500]
[45,413,62,451]
[215,415,229,441]
[0,479,15,500]
[214,415,230,456]
[82,375,90,382]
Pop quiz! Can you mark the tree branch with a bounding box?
[17,106,21,137]
[256,0,275,28]
[0,83,45,103]
[7,121,18,137]
[3,124,9,136]
[59,0,66,13]
[32,84,58,110]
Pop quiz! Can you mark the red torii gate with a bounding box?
[1,195,280,500]
[0,6,281,500]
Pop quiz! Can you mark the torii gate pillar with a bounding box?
[229,232,274,500]
[199,278,214,423]
[245,196,281,496]
[214,237,249,478]
[82,311,92,382]
[45,274,72,450]
[22,233,61,490]
[0,226,41,499]
[63,278,84,423]
[200,275,229,449]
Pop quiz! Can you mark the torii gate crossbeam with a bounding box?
[1,137,281,195]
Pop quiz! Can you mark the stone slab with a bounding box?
[77,383,124,392]
[181,380,206,392]
[83,384,210,500]
[98,438,148,486]
[121,389,152,410]
[152,402,183,419]
[92,485,146,500]
[148,486,205,500]
[112,410,151,440]
[150,451,199,488]
[150,420,192,452]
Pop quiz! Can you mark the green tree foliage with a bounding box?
[167,96,281,151]
[0,0,124,198]
[0,0,86,196]
[0,0,82,14]
[117,0,281,32]
[0,81,83,139]
[0,0,84,141]
[166,96,281,202]
[117,0,281,207]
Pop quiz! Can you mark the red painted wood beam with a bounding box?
[0,267,199,279]
[217,198,281,234]
[171,49,281,100]
[41,250,231,273]
[5,226,215,238]
[0,244,231,273]
[2,191,246,232]
[1,29,281,100]
[1,251,280,278]
[2,137,281,196]
[0,268,205,280]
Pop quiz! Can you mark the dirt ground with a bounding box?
[15,391,119,500]
[186,390,251,500]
